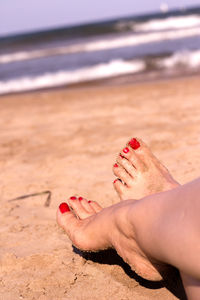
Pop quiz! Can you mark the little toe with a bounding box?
[68,197,93,219]
[113,163,133,187]
[113,178,129,200]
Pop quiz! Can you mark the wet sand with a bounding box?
[0,75,200,299]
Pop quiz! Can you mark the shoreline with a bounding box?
[1,71,200,98]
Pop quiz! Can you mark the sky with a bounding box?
[0,0,200,37]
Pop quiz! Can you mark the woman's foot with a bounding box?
[57,197,166,281]
[113,138,179,200]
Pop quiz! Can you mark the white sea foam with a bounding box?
[134,15,200,32]
[157,49,200,69]
[81,27,200,52]
[1,26,200,65]
[0,59,145,95]
[1,49,199,95]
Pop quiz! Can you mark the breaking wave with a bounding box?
[0,49,200,95]
[0,59,145,95]
[156,49,200,69]
[134,14,200,32]
[0,27,200,64]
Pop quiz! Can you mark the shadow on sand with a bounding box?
[73,246,187,300]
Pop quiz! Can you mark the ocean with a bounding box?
[0,5,200,95]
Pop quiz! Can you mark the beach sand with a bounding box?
[0,75,200,300]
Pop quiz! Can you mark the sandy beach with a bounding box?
[0,75,200,300]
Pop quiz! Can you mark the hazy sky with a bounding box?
[0,0,200,37]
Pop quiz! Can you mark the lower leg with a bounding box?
[181,273,200,300]
[134,178,200,280]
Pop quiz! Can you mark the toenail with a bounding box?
[129,138,140,150]
[78,197,83,201]
[114,163,118,167]
[70,196,77,200]
[59,202,70,214]
[88,200,92,203]
[123,147,129,153]
[113,179,118,184]
[120,154,124,159]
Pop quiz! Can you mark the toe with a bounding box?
[128,137,141,150]
[88,200,103,213]
[57,203,83,246]
[113,163,133,187]
[120,146,145,172]
[128,138,166,171]
[68,197,93,219]
[113,178,128,200]
[79,197,96,214]
[130,139,153,164]
[116,154,137,178]
[57,203,96,251]
[57,203,78,230]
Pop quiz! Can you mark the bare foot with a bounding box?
[57,197,167,281]
[113,138,179,200]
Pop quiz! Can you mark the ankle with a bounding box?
[107,200,138,247]
[127,194,168,263]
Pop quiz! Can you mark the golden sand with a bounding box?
[0,76,200,299]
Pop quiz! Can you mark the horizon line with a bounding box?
[0,4,199,40]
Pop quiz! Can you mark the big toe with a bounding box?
[57,202,95,251]
[128,137,164,170]
[57,203,82,244]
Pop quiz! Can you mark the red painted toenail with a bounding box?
[59,202,70,214]
[78,197,83,201]
[120,154,124,159]
[114,163,118,167]
[129,138,140,150]
[123,147,129,153]
[70,196,77,200]
[113,179,118,184]
[88,201,92,203]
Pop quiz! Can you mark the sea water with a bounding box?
[0,5,200,95]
